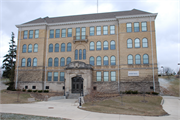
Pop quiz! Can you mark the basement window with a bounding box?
[93,86,97,91]
[25,86,28,89]
[32,86,36,89]
[46,86,49,89]
[150,86,153,89]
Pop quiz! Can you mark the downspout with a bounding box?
[44,25,48,90]
[117,20,120,93]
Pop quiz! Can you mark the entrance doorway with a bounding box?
[72,76,83,93]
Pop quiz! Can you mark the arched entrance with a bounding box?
[72,76,83,93]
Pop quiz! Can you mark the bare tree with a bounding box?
[164,67,172,78]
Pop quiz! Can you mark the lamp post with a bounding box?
[64,78,66,98]
[178,63,180,77]
[161,66,164,76]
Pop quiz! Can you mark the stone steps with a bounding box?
[68,93,81,99]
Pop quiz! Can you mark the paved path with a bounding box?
[0,96,179,120]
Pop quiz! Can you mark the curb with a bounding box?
[161,98,164,105]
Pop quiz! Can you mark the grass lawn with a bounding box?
[82,95,167,116]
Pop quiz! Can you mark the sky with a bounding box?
[0,0,180,73]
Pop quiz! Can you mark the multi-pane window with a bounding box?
[76,28,80,40]
[79,49,82,60]
[23,31,28,39]
[89,56,94,66]
[142,22,147,31]
[55,29,60,38]
[127,39,132,48]
[33,58,37,66]
[96,56,101,66]
[34,44,38,52]
[49,44,53,52]
[96,41,101,50]
[22,44,26,53]
[143,54,149,64]
[142,38,148,47]
[48,72,52,81]
[110,25,115,34]
[90,42,94,50]
[29,30,33,39]
[81,27,86,39]
[96,72,101,81]
[60,72,65,81]
[134,22,139,32]
[135,54,141,64]
[61,43,65,52]
[60,57,65,66]
[75,49,78,60]
[83,49,86,60]
[103,41,108,50]
[111,71,116,81]
[55,43,59,52]
[111,56,116,65]
[61,29,66,38]
[135,38,140,48]
[50,30,54,38]
[110,41,115,50]
[103,56,108,65]
[27,58,31,67]
[104,72,109,81]
[48,58,52,67]
[21,58,25,66]
[28,44,32,53]
[54,58,59,67]
[35,30,39,38]
[68,28,72,37]
[128,55,133,64]
[90,27,94,36]
[54,72,58,81]
[103,26,108,35]
[67,57,71,65]
[67,43,71,51]
[126,23,132,32]
[96,26,101,35]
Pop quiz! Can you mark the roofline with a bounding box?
[116,13,158,19]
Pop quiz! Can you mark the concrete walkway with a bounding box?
[0,96,179,120]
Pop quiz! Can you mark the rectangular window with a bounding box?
[126,23,132,32]
[46,86,49,89]
[35,30,39,38]
[103,26,108,35]
[134,22,139,32]
[61,29,66,38]
[96,72,101,81]
[48,72,52,81]
[110,25,115,34]
[60,72,65,81]
[23,31,28,39]
[50,30,54,38]
[29,30,33,39]
[96,26,101,35]
[55,29,60,38]
[54,72,58,81]
[76,28,80,40]
[68,28,72,37]
[90,27,94,36]
[104,72,109,81]
[111,71,116,81]
[32,86,36,89]
[81,27,86,39]
[142,22,147,31]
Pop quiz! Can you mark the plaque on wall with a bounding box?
[128,71,139,76]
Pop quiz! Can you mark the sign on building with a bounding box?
[128,71,139,76]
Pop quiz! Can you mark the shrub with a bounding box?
[132,91,138,94]
[44,90,49,93]
[125,90,132,94]
[152,92,159,95]
[22,89,26,92]
[33,90,37,92]
[38,90,42,93]
[146,92,150,94]
[12,89,16,91]
[27,89,32,92]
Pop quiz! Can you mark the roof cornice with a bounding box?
[16,23,47,28]
[116,13,158,19]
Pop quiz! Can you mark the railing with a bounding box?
[73,35,88,43]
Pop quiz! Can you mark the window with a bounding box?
[83,49,86,60]
[96,56,101,66]
[111,56,116,65]
[60,72,64,81]
[22,44,26,53]
[54,72,58,81]
[96,26,101,35]
[104,72,109,81]
[96,41,101,50]
[90,42,94,50]
[90,27,94,36]
[46,86,49,89]
[23,31,28,39]
[34,44,38,52]
[142,38,148,48]
[21,58,25,66]
[33,58,37,66]
[50,30,54,38]
[103,56,108,65]
[103,26,108,35]
[60,57,65,66]
[134,22,139,32]
[128,55,133,65]
[79,49,82,60]
[55,29,60,38]
[48,72,52,81]
[142,22,147,31]
[61,29,66,38]
[28,44,32,53]
[111,71,116,81]
[54,58,59,67]
[25,86,28,89]
[68,28,72,37]
[96,72,101,81]
[76,28,80,40]
[103,41,108,50]
[55,43,59,52]
[135,54,141,64]
[35,30,39,38]
[27,58,31,67]
[67,43,71,51]
[143,54,149,64]
[32,86,36,89]
[67,57,71,65]
[48,58,52,67]
[110,25,115,34]
[110,41,115,50]
[127,39,132,48]
[61,43,65,52]
[81,27,86,39]
[135,38,140,48]
[75,49,78,60]
[29,30,33,39]
[126,23,132,32]
[89,56,94,66]
[49,44,53,52]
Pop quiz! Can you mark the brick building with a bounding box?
[15,9,160,95]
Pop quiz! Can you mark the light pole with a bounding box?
[64,78,66,98]
[178,63,180,77]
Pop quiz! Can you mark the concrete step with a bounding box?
[68,94,81,99]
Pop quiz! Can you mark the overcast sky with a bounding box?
[0,0,179,73]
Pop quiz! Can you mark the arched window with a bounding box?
[48,58,52,67]
[22,44,26,53]
[61,43,65,52]
[128,55,133,64]
[67,57,71,65]
[55,43,59,52]
[143,54,149,64]
[33,58,37,66]
[28,44,32,53]
[142,38,148,48]
[75,49,78,60]
[54,58,59,67]
[135,38,140,48]
[135,54,141,64]
[60,57,65,66]
[96,41,101,50]
[127,39,132,48]
[79,49,82,60]
[27,58,31,67]
[49,44,53,52]
[90,42,94,50]
[67,43,71,51]
[96,56,101,65]
[83,49,86,59]
[21,58,25,66]
[89,56,94,66]
[110,41,115,50]
[103,56,108,65]
[103,41,108,50]
[111,56,116,65]
[34,44,38,52]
